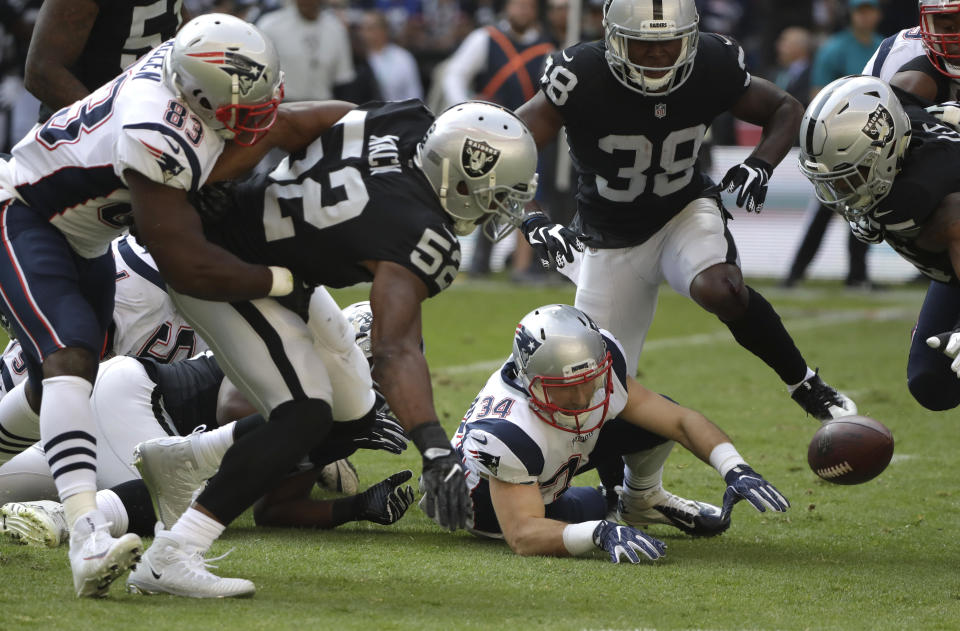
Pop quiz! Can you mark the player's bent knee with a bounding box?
[689,264,747,320]
[42,347,98,383]
[907,372,960,411]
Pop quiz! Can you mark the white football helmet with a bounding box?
[512,304,613,435]
[797,75,912,221]
[163,13,284,146]
[920,0,960,79]
[342,301,374,360]
[603,0,700,95]
[414,101,538,240]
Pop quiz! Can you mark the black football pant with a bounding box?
[907,281,960,411]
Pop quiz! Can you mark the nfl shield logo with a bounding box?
[654,103,667,119]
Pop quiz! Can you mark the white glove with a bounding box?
[926,329,960,378]
[849,215,884,244]
[925,101,960,131]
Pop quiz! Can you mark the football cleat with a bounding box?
[317,458,359,495]
[1,500,69,547]
[618,487,730,537]
[69,511,142,598]
[127,529,255,598]
[791,373,858,422]
[134,435,218,529]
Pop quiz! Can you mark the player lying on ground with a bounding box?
[0,304,414,545]
[434,304,788,563]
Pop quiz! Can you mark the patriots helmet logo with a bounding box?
[188,50,267,97]
[514,323,542,367]
[462,138,500,178]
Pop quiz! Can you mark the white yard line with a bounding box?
[434,306,916,376]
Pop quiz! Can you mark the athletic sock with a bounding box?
[41,376,98,504]
[170,506,225,553]
[786,367,817,394]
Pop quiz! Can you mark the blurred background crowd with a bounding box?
[0,0,924,284]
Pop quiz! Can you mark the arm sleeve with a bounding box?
[442,29,489,105]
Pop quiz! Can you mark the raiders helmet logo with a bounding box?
[188,50,268,96]
[462,138,500,178]
[862,105,895,145]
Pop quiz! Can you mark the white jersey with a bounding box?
[0,39,224,258]
[863,27,925,80]
[0,234,207,398]
[453,331,629,534]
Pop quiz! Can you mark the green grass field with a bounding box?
[2,277,959,631]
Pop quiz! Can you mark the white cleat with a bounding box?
[317,458,359,495]
[69,512,142,598]
[1,500,69,547]
[618,487,730,537]
[127,529,255,599]
[134,435,218,528]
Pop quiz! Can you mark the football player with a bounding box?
[797,75,960,411]
[512,0,857,423]
[0,233,208,464]
[888,1,960,104]
[441,304,788,563]
[0,13,299,597]
[124,100,540,598]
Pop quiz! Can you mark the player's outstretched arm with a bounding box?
[515,92,564,151]
[128,170,293,301]
[489,478,665,562]
[208,101,358,183]
[618,376,789,520]
[367,261,469,531]
[23,0,98,111]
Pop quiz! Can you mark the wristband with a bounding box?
[409,420,450,458]
[562,520,603,556]
[708,442,747,478]
[267,266,294,297]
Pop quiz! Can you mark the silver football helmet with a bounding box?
[163,13,284,146]
[603,0,700,95]
[512,304,613,435]
[920,0,960,79]
[342,301,374,360]
[414,101,538,240]
[797,75,911,222]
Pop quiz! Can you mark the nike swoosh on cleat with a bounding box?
[83,551,109,560]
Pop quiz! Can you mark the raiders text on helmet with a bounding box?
[512,304,614,434]
[797,75,911,221]
[163,13,284,146]
[415,101,538,240]
[602,0,700,95]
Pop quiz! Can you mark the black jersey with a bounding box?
[206,100,460,298]
[38,0,183,121]
[539,34,750,247]
[897,54,960,105]
[871,102,960,285]
[136,352,224,437]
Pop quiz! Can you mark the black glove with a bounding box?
[848,215,885,244]
[521,212,586,270]
[410,421,469,531]
[720,157,773,213]
[274,276,315,322]
[357,470,416,525]
[721,464,790,520]
[351,412,408,454]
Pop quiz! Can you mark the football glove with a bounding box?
[522,211,585,270]
[925,101,960,132]
[410,421,469,531]
[721,465,790,520]
[926,328,960,378]
[351,412,408,454]
[849,215,885,244]
[357,470,416,526]
[592,520,666,564]
[720,157,773,213]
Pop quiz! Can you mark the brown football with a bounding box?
[807,416,894,485]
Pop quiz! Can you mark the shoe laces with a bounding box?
[802,372,843,408]
[181,546,235,579]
